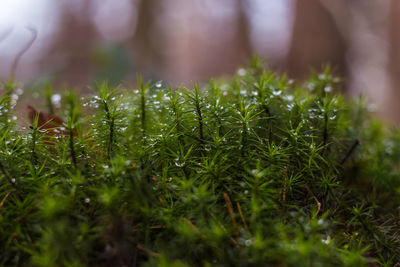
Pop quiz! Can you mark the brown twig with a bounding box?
[312,196,322,217]
[282,167,287,202]
[183,218,207,240]
[305,184,321,217]
[224,193,240,239]
[210,213,241,249]
[0,192,11,209]
[136,243,159,258]
[149,225,165,230]
[236,202,249,234]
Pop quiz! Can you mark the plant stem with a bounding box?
[241,122,247,157]
[141,88,146,140]
[263,104,272,143]
[193,85,204,149]
[109,117,114,157]
[31,128,37,168]
[323,111,328,147]
[172,99,184,147]
[102,99,114,160]
[341,139,359,164]
[69,128,77,169]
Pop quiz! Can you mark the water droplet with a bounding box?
[237,68,246,76]
[272,91,282,96]
[321,235,331,244]
[15,88,24,95]
[51,94,61,105]
[285,95,294,101]
[244,239,252,246]
[174,158,185,167]
[11,94,18,101]
[367,103,377,112]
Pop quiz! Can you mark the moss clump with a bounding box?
[1,59,400,266]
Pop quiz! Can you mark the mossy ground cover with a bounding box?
[1,59,400,266]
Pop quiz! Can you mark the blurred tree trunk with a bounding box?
[158,0,252,84]
[236,0,252,64]
[387,0,400,122]
[197,0,252,80]
[287,0,347,84]
[39,0,99,90]
[132,0,162,79]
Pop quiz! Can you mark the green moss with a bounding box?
[1,59,400,266]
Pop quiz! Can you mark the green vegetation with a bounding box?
[1,59,400,266]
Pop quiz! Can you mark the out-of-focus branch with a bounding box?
[10,26,37,79]
[0,27,14,43]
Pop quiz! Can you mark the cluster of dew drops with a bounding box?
[0,86,23,122]
[0,86,24,171]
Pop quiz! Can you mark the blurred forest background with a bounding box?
[0,0,400,122]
